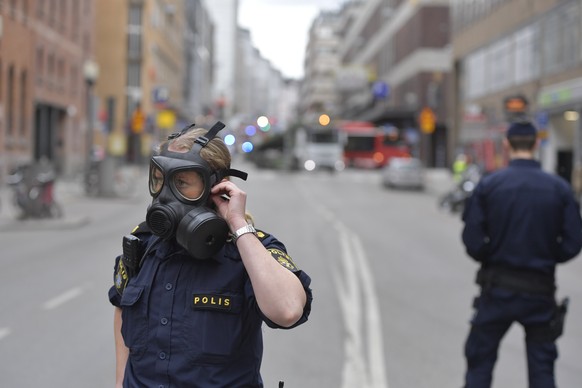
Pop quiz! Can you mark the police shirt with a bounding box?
[108,228,313,388]
[462,159,582,275]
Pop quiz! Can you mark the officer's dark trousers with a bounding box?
[464,288,558,388]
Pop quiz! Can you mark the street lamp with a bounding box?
[83,59,99,170]
[83,59,99,194]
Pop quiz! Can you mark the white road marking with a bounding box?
[306,193,389,388]
[0,327,11,341]
[42,287,84,310]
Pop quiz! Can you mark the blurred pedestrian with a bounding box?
[453,153,468,183]
[108,122,313,387]
[461,121,582,388]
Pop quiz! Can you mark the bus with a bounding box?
[293,125,345,172]
[340,121,410,168]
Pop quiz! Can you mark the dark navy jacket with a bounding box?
[462,159,582,276]
[109,229,312,388]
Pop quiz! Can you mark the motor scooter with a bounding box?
[7,164,63,219]
[438,165,481,214]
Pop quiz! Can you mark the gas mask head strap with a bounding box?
[164,121,248,183]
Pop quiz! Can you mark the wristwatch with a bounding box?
[232,224,257,243]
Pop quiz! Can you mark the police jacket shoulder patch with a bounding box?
[114,256,129,295]
[268,247,299,272]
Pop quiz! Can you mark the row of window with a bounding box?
[35,46,81,97]
[451,0,509,33]
[464,1,580,100]
[5,0,90,42]
[0,61,28,141]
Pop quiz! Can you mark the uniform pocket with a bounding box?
[120,284,148,358]
[181,291,244,365]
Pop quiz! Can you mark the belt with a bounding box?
[476,265,555,296]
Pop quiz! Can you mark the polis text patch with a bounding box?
[192,294,232,312]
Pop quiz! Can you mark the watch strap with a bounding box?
[232,224,257,243]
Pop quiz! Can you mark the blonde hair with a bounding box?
[160,127,231,171]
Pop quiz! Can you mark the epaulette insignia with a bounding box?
[268,248,299,271]
[114,259,129,295]
[256,230,269,240]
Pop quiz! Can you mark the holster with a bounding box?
[527,297,569,342]
[476,265,556,296]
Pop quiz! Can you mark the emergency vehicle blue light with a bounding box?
[242,142,254,153]
[224,134,235,146]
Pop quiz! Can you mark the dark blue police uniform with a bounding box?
[462,158,582,388]
[109,227,313,388]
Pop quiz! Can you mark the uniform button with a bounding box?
[159,352,166,360]
[161,317,168,325]
[165,283,173,290]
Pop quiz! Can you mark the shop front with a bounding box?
[537,77,582,191]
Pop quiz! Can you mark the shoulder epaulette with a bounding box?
[255,229,270,241]
[131,221,152,236]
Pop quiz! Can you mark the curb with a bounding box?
[0,215,92,232]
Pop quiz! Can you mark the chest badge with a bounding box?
[192,294,232,312]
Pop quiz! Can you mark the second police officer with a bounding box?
[461,121,582,388]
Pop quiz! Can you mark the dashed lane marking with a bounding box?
[42,287,84,310]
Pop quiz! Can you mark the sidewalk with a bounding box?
[0,165,145,232]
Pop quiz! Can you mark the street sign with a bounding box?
[372,81,390,100]
[419,106,436,134]
[131,108,145,134]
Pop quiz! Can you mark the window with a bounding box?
[488,36,513,92]
[70,64,78,96]
[466,49,487,99]
[47,54,55,88]
[514,24,540,84]
[19,70,26,137]
[127,62,141,88]
[128,4,143,60]
[561,2,580,69]
[128,31,142,59]
[7,65,14,136]
[36,47,44,85]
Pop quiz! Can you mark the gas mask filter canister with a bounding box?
[145,122,248,259]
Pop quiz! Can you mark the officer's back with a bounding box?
[471,159,582,274]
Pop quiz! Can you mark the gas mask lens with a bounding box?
[149,162,205,202]
[149,164,164,196]
[173,170,204,201]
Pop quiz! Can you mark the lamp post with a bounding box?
[83,59,99,176]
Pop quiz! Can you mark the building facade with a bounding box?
[0,0,95,178]
[300,10,342,125]
[337,0,451,168]
[95,0,199,165]
[204,0,238,120]
[451,0,582,188]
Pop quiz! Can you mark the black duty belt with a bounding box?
[476,266,556,296]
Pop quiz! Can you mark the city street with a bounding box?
[1,162,581,388]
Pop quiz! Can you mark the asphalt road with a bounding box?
[0,161,581,388]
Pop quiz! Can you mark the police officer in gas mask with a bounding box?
[108,122,313,388]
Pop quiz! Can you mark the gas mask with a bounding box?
[145,122,248,259]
